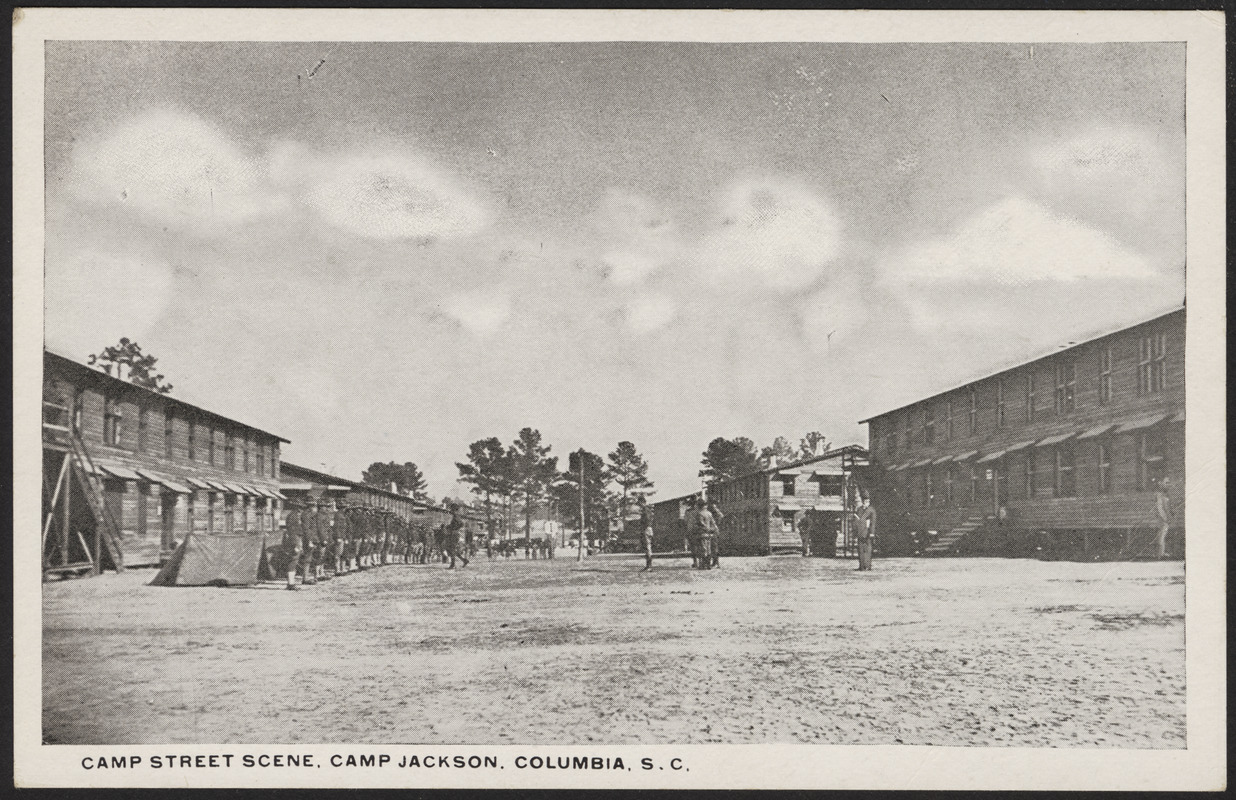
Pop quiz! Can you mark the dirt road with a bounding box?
[42,554,1185,746]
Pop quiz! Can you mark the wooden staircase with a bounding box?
[921,513,986,557]
[42,402,125,577]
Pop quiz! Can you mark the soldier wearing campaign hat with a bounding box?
[281,498,305,590]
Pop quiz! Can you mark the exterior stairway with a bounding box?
[922,513,986,556]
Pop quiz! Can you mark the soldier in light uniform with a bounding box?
[706,498,724,569]
[331,504,348,575]
[637,495,655,571]
[281,500,304,590]
[693,497,720,570]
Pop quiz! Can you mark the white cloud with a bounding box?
[44,250,175,352]
[624,293,676,334]
[282,146,489,242]
[68,109,273,231]
[692,178,843,292]
[440,291,511,337]
[886,196,1157,284]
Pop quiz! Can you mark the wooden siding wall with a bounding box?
[44,360,285,566]
[865,311,1185,535]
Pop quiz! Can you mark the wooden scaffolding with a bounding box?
[42,400,125,579]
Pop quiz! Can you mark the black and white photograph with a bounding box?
[12,8,1225,791]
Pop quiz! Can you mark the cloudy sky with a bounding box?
[43,40,1185,499]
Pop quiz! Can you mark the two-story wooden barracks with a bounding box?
[860,307,1185,559]
[648,445,869,557]
[42,350,289,575]
[42,350,482,580]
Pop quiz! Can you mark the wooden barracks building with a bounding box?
[42,349,289,577]
[648,445,869,557]
[860,307,1185,559]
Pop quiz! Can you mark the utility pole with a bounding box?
[577,450,586,561]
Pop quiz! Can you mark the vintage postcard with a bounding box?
[12,7,1226,791]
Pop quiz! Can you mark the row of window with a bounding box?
[110,482,279,538]
[78,390,276,477]
[889,431,1168,507]
[885,332,1170,458]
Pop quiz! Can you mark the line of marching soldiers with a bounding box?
[275,498,473,589]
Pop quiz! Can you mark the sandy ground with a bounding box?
[41,553,1185,746]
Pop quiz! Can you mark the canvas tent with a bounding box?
[149,532,265,586]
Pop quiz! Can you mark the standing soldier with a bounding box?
[314,501,331,581]
[281,499,304,590]
[379,511,392,566]
[706,497,725,569]
[300,501,318,585]
[637,495,655,571]
[799,513,812,558]
[445,503,469,568]
[356,509,371,569]
[1154,477,1173,559]
[331,504,348,575]
[694,497,720,570]
[546,530,555,560]
[685,498,701,569]
[855,492,876,571]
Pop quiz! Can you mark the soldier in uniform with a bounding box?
[637,495,655,571]
[330,504,347,575]
[685,497,701,568]
[1154,477,1173,559]
[281,499,304,590]
[693,497,720,570]
[314,501,331,580]
[299,501,318,585]
[855,493,876,571]
[706,497,724,569]
[445,503,469,568]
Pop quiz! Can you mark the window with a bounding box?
[779,511,794,533]
[103,396,123,446]
[945,464,955,504]
[968,386,977,435]
[1153,334,1167,391]
[923,405,935,445]
[256,444,266,477]
[1139,333,1167,394]
[243,439,250,473]
[1099,347,1113,404]
[996,379,1006,429]
[945,399,954,441]
[885,431,898,459]
[1024,449,1037,498]
[814,474,844,496]
[1054,446,1076,497]
[1138,430,1165,491]
[1097,442,1111,494]
[224,494,235,534]
[780,476,796,496]
[164,409,175,458]
[208,427,216,466]
[1025,373,1036,422]
[207,493,216,533]
[225,435,236,470]
[67,390,84,433]
[1053,362,1076,414]
[969,465,979,503]
[138,406,149,452]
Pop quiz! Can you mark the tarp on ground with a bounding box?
[149,532,264,586]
